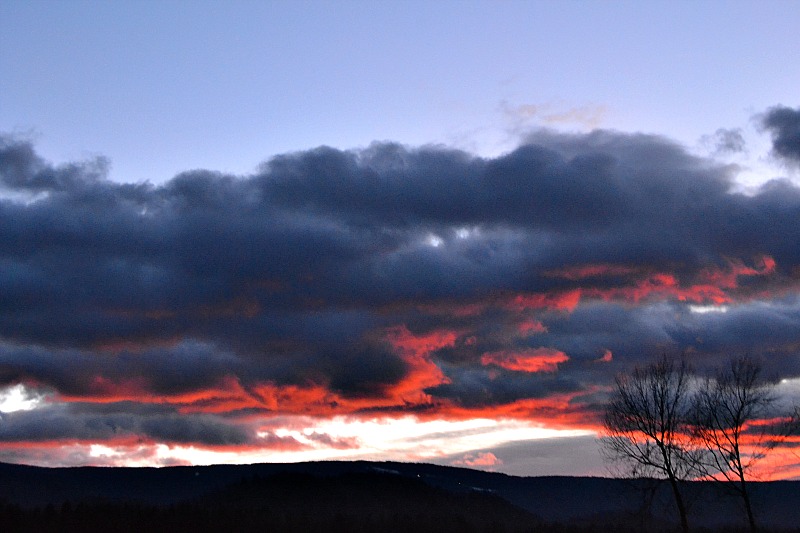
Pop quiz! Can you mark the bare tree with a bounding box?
[690,356,783,533]
[602,355,697,533]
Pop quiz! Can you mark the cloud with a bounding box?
[2,111,800,465]
[463,435,607,477]
[453,451,502,468]
[502,102,608,129]
[761,105,800,165]
[701,128,746,155]
[480,348,569,373]
[0,401,252,445]
[597,350,613,363]
[0,383,47,412]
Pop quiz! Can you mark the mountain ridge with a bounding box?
[1,460,798,531]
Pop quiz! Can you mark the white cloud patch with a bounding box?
[0,384,46,413]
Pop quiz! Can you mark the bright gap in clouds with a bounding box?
[169,417,594,467]
[0,384,44,413]
[425,234,444,248]
[424,227,480,248]
[688,304,729,314]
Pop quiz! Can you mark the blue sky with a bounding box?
[2,1,800,476]
[2,0,798,184]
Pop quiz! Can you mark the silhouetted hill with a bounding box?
[1,461,799,532]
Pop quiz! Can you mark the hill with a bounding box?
[1,461,798,532]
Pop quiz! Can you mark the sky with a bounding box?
[1,0,800,478]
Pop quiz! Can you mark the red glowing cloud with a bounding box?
[238,326,457,416]
[59,376,260,415]
[385,325,460,359]
[545,264,640,280]
[509,290,582,312]
[481,348,569,373]
[454,451,502,468]
[596,350,613,363]
[518,319,548,335]
[543,256,777,306]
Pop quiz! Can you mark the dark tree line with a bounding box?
[0,472,544,533]
[602,355,799,533]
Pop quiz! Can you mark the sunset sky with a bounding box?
[1,0,800,478]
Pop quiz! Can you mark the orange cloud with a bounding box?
[250,382,337,414]
[435,390,605,431]
[596,350,613,363]
[509,290,582,312]
[454,451,502,468]
[378,325,455,404]
[385,325,460,358]
[481,348,569,373]
[57,375,262,414]
[542,257,777,306]
[699,255,776,289]
[518,319,548,335]
[545,263,640,280]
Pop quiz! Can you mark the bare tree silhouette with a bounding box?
[602,355,699,533]
[690,357,792,533]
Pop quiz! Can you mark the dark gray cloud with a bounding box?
[2,117,800,445]
[537,300,800,378]
[0,401,251,445]
[761,105,800,165]
[427,367,581,408]
[0,341,247,397]
[701,128,746,155]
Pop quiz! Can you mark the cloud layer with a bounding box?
[762,105,800,165]
[1,107,800,470]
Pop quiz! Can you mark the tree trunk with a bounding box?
[660,441,689,533]
[667,474,690,533]
[740,477,758,533]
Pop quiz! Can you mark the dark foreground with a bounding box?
[1,461,798,532]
